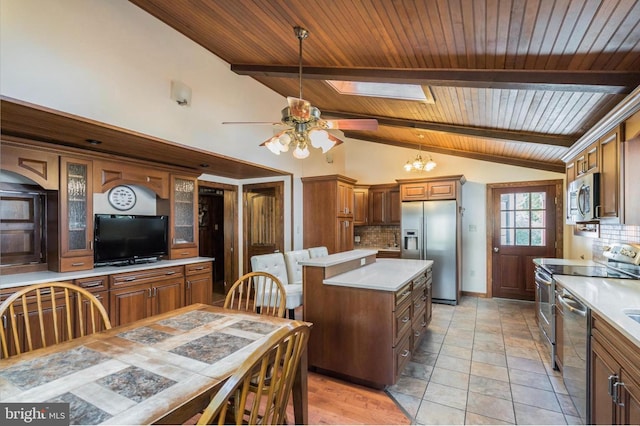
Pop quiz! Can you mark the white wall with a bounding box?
[1,0,568,294]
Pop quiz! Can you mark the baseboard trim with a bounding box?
[462,291,488,298]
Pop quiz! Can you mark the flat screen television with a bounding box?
[94,214,168,265]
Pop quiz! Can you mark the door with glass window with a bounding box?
[491,183,559,300]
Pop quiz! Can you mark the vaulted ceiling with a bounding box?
[129,0,640,173]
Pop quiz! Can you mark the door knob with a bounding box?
[493,247,499,252]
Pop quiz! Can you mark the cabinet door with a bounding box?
[388,188,401,224]
[60,157,94,264]
[566,160,576,185]
[337,182,353,216]
[369,189,386,224]
[336,218,353,253]
[153,278,185,315]
[599,127,620,219]
[170,175,198,258]
[109,283,151,327]
[621,370,640,425]
[585,141,599,173]
[401,183,429,201]
[353,188,368,225]
[591,338,619,425]
[0,144,59,190]
[186,273,213,305]
[427,181,456,200]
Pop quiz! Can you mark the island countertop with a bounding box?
[322,258,433,291]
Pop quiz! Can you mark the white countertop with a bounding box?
[534,258,640,348]
[323,259,433,291]
[0,257,215,289]
[298,249,377,267]
[356,245,401,252]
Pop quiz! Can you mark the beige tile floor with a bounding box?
[387,296,582,425]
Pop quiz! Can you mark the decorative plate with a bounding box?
[108,185,136,210]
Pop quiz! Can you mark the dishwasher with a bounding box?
[556,288,590,425]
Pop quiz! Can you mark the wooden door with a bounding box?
[243,182,284,274]
[489,182,561,300]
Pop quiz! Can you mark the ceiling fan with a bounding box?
[223,26,378,159]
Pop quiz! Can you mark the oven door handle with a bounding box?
[535,271,552,287]
[557,294,587,317]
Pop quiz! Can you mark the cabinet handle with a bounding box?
[125,277,137,282]
[401,290,411,298]
[186,280,191,289]
[608,374,618,397]
[81,280,103,288]
[414,330,420,337]
[71,262,85,267]
[193,266,205,271]
[401,350,410,357]
[153,287,158,297]
[613,382,625,407]
[401,316,410,323]
[147,288,152,298]
[421,321,427,327]
[165,271,176,275]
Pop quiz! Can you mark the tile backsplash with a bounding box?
[593,224,640,262]
[354,225,400,248]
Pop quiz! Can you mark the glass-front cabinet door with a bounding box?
[59,157,94,270]
[170,175,198,259]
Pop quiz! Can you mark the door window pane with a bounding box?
[500,191,546,246]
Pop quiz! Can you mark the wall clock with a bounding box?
[108,185,136,210]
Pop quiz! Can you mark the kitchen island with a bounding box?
[300,250,433,388]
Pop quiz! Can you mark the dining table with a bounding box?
[0,303,311,425]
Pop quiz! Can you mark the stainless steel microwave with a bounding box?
[567,172,600,223]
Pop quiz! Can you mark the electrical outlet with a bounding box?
[360,258,366,266]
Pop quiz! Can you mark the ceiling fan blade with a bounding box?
[323,119,379,131]
[287,97,311,121]
[222,121,281,125]
[326,132,344,147]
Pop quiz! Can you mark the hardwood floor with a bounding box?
[286,371,410,425]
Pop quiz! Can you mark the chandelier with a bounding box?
[404,146,437,172]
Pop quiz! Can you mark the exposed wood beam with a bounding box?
[344,133,566,173]
[231,65,640,94]
[325,110,575,147]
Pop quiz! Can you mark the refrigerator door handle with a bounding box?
[419,218,424,260]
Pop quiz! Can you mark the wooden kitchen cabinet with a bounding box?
[302,175,357,254]
[168,174,199,259]
[398,176,465,202]
[353,186,369,225]
[591,312,640,424]
[93,160,169,198]
[52,156,94,272]
[109,266,185,326]
[598,126,621,220]
[0,141,59,190]
[74,275,109,335]
[185,261,213,305]
[623,131,640,225]
[369,184,401,225]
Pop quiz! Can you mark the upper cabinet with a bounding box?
[94,160,169,198]
[302,175,357,254]
[54,156,94,272]
[353,186,369,226]
[369,184,401,225]
[169,174,198,259]
[398,176,465,202]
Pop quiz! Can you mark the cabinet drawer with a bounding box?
[170,246,198,260]
[412,306,427,350]
[185,261,212,276]
[59,256,94,272]
[111,266,184,287]
[74,276,109,292]
[394,332,412,379]
[393,300,412,346]
[395,283,412,307]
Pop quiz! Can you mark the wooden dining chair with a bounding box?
[0,282,111,358]
[197,322,310,425]
[224,272,287,318]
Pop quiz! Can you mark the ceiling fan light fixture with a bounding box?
[292,144,310,159]
[309,129,336,153]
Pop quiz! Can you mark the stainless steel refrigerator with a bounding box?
[401,200,458,304]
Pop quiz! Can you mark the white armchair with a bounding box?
[308,246,329,258]
[250,252,303,319]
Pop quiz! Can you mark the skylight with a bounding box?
[326,81,435,103]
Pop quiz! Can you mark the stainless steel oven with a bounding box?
[534,265,556,368]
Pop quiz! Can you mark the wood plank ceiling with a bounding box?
[128,0,640,172]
